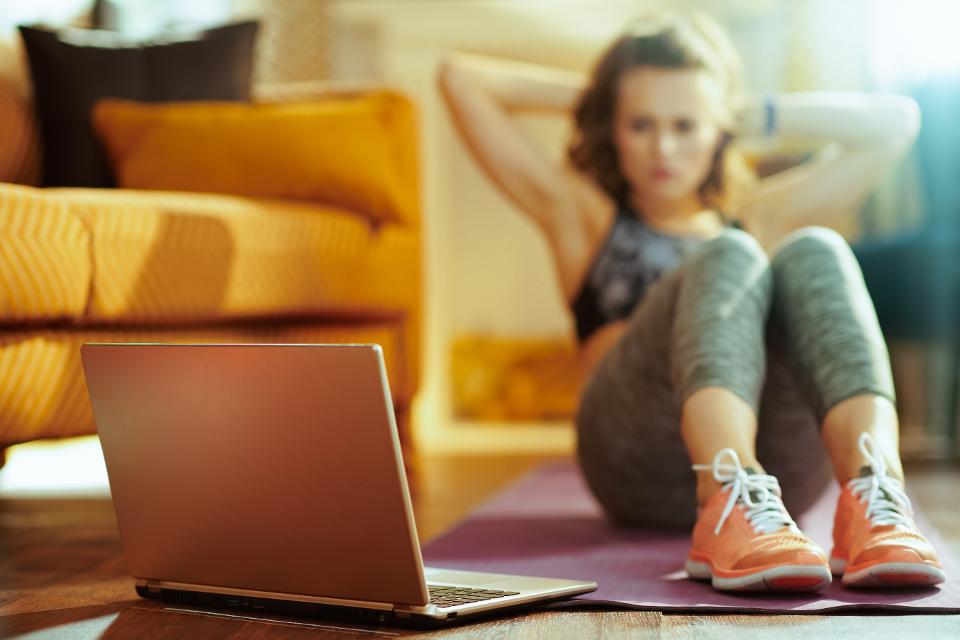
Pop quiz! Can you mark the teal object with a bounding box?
[853,225,960,454]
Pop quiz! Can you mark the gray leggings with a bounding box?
[575,226,896,529]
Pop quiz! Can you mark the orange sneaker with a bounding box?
[830,432,945,588]
[685,449,832,592]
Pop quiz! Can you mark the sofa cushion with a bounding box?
[0,322,405,448]
[45,188,420,324]
[92,91,420,227]
[18,21,258,188]
[0,184,90,321]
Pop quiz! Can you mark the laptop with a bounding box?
[80,343,596,627]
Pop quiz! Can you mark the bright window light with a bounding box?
[870,0,960,86]
[0,435,110,497]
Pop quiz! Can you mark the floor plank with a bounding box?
[1,454,958,638]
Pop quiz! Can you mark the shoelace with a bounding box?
[692,448,798,536]
[846,432,913,527]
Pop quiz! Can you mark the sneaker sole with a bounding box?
[830,556,946,588]
[685,559,832,592]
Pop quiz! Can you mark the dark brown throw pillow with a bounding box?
[18,21,258,187]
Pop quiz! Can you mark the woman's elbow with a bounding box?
[436,55,453,91]
[886,94,921,154]
[436,54,474,101]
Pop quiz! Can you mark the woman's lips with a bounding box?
[652,168,675,179]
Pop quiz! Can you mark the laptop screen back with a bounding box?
[81,343,429,606]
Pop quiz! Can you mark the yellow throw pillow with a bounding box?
[92,91,419,226]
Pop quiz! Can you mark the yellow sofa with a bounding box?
[0,73,421,460]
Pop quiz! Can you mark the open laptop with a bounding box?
[80,343,596,627]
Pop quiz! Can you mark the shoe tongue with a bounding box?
[858,465,901,480]
[856,465,900,505]
[743,467,765,503]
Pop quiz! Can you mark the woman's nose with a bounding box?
[653,130,677,157]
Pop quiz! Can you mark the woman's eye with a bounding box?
[630,119,652,132]
[675,120,695,133]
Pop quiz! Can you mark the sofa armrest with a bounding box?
[0,76,41,186]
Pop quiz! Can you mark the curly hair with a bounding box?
[567,10,755,213]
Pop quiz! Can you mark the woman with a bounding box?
[437,9,945,592]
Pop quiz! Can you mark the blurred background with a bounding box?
[1,0,959,496]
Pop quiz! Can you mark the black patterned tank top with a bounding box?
[571,204,740,342]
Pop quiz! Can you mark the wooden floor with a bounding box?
[2,453,959,638]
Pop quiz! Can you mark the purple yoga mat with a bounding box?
[421,460,960,613]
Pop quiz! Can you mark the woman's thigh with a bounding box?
[575,267,698,529]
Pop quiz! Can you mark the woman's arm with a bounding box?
[437,53,589,237]
[737,91,920,145]
[578,319,630,378]
[437,52,609,298]
[732,91,921,246]
[440,52,587,114]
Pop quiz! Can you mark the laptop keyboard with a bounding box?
[427,585,521,608]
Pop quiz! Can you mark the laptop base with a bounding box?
[136,584,578,629]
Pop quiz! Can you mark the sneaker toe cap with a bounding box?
[732,549,827,571]
[852,544,940,568]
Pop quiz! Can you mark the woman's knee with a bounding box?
[697,227,769,267]
[769,226,868,296]
[771,226,854,267]
[681,228,771,295]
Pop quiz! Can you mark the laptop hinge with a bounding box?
[394,603,445,618]
[137,579,162,595]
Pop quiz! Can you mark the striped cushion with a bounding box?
[0,184,91,321]
[0,323,403,447]
[46,188,420,323]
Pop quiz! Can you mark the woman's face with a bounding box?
[612,66,727,204]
